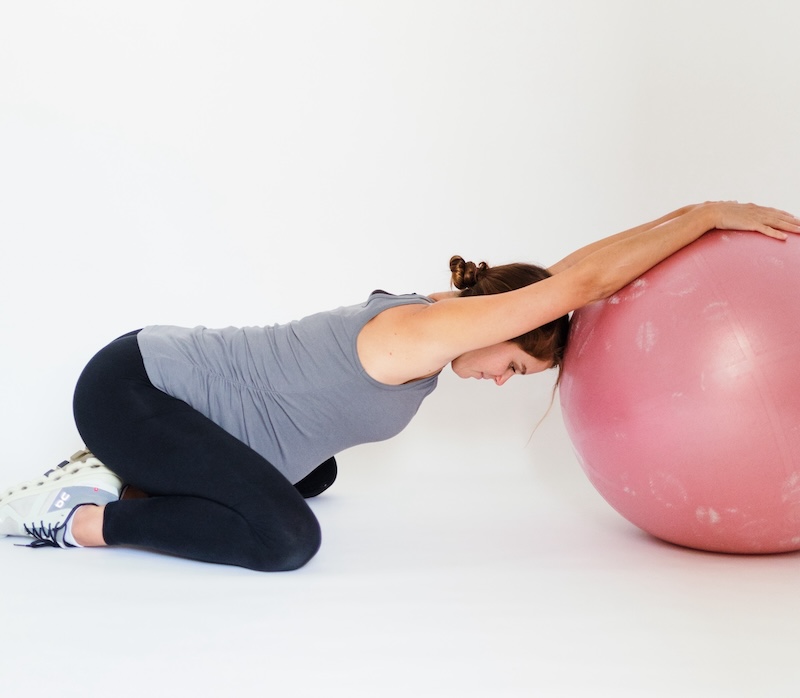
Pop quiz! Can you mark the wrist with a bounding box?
[690,202,720,232]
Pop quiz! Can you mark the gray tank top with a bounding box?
[137,291,439,484]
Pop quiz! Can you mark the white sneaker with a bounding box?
[0,449,123,548]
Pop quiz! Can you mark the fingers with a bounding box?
[756,212,800,240]
[724,202,800,239]
[765,205,800,223]
[758,225,790,241]
[764,207,800,235]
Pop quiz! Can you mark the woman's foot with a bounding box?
[69,504,108,547]
[294,457,337,498]
[0,449,122,547]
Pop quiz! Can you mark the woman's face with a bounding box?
[451,341,551,386]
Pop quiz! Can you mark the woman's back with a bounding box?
[137,291,439,484]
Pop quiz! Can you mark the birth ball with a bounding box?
[560,231,800,553]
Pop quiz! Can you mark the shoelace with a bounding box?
[16,521,67,548]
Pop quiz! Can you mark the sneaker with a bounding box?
[0,448,123,547]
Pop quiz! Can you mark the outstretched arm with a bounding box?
[547,203,701,275]
[431,205,700,300]
[361,202,800,385]
[411,202,800,358]
[566,201,798,298]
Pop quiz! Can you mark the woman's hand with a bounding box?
[699,201,800,240]
[561,200,800,306]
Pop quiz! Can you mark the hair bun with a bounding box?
[449,255,488,290]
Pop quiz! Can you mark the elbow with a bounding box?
[593,280,622,302]
[583,257,646,302]
[574,266,617,306]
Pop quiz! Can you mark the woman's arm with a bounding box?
[395,202,800,367]
[359,202,800,384]
[432,205,701,299]
[547,203,701,275]
[573,201,798,299]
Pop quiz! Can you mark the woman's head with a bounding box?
[449,255,570,381]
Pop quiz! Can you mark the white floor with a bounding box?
[1,372,797,698]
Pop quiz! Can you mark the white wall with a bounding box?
[2,0,799,475]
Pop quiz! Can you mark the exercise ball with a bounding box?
[560,231,800,554]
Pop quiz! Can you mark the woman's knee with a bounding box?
[248,509,322,572]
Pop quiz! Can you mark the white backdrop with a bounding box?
[2,2,800,697]
[2,1,799,468]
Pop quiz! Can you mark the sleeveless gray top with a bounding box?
[136,291,438,484]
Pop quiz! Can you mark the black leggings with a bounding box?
[72,333,323,571]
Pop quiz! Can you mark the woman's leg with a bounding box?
[72,334,321,571]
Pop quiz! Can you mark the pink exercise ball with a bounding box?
[560,231,800,554]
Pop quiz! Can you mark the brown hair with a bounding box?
[449,255,570,384]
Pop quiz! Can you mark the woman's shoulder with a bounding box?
[364,289,434,307]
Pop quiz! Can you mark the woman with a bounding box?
[1,201,798,570]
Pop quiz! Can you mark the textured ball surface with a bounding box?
[560,231,800,553]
